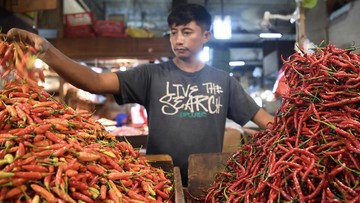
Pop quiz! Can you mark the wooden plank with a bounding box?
[174,167,185,203]
[115,135,147,149]
[187,152,233,198]
[49,37,173,59]
[145,154,174,174]
[145,154,173,163]
[144,155,186,203]
[6,0,57,13]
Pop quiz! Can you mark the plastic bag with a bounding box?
[273,66,289,98]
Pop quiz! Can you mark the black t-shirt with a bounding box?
[114,60,260,185]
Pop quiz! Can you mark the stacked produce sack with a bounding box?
[0,37,173,202]
[204,44,360,202]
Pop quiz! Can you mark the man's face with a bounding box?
[169,21,210,60]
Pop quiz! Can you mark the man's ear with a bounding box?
[203,30,211,43]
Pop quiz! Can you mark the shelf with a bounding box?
[5,0,57,13]
[49,37,173,60]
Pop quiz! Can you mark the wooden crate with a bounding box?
[116,134,148,149]
[144,154,185,203]
[185,152,233,202]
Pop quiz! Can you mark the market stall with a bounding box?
[2,0,360,202]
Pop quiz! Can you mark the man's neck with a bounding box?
[173,57,205,73]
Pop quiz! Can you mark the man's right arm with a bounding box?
[7,28,120,95]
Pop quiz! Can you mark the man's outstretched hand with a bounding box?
[7,28,50,59]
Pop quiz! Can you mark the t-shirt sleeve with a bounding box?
[227,77,260,126]
[113,65,150,106]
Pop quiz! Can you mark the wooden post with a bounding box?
[298,3,307,50]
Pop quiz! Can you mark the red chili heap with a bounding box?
[0,37,173,202]
[205,44,360,202]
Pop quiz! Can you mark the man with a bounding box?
[7,3,274,186]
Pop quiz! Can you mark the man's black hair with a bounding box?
[167,3,212,32]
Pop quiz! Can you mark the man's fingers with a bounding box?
[7,28,26,40]
[6,28,49,56]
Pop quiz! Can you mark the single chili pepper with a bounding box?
[31,114,45,124]
[301,158,316,183]
[88,186,100,199]
[43,173,52,191]
[104,155,123,172]
[51,187,76,203]
[64,169,77,177]
[100,184,107,200]
[347,153,360,170]
[77,131,97,139]
[0,171,15,179]
[108,188,121,203]
[71,191,95,203]
[45,131,67,144]
[33,139,53,147]
[155,189,170,199]
[54,165,63,188]
[20,156,36,165]
[68,180,89,191]
[107,172,132,180]
[30,183,57,203]
[0,178,26,188]
[65,158,82,171]
[38,143,67,151]
[154,181,167,190]
[1,44,14,67]
[87,175,99,187]
[0,133,17,139]
[14,171,50,180]
[33,124,52,134]
[99,149,117,159]
[4,184,26,200]
[121,179,133,188]
[127,190,150,202]
[33,149,54,157]
[0,110,8,124]
[21,164,48,172]
[87,164,105,176]
[5,104,17,118]
[32,101,58,108]
[13,124,35,136]
[52,146,69,157]
[108,180,123,201]
[15,141,26,159]
[76,151,101,162]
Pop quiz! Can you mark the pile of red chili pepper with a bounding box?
[204,44,360,202]
[0,37,173,202]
